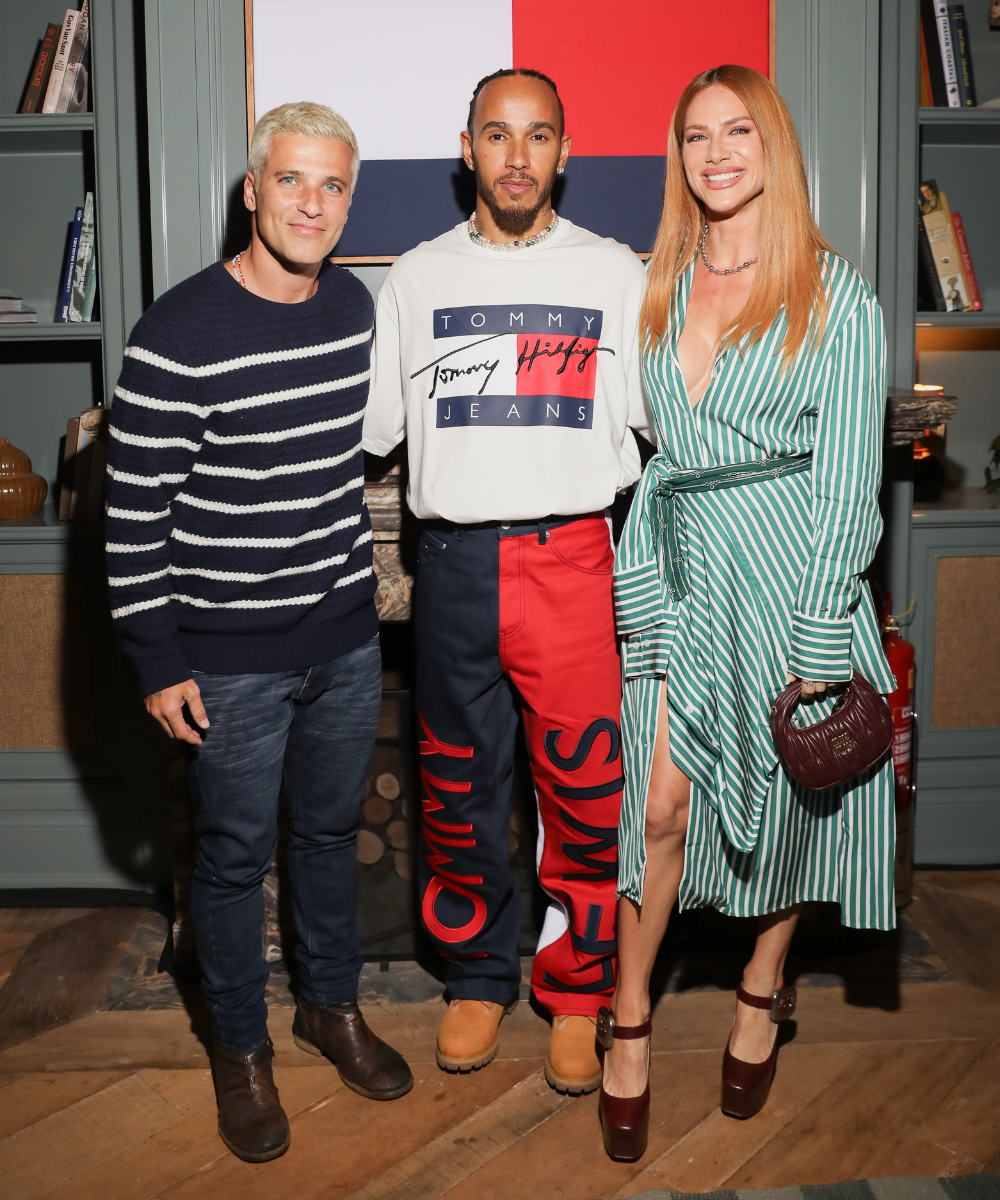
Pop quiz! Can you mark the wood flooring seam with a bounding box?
[342,1068,573,1200]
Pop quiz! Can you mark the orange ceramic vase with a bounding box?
[0,439,47,519]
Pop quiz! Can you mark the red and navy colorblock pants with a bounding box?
[415,513,623,1017]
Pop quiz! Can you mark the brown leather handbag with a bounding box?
[769,673,894,791]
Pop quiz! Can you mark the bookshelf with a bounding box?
[0,0,167,893]
[891,1,1000,864]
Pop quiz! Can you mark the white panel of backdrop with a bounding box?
[252,0,514,161]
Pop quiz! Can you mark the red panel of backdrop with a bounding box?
[512,0,771,156]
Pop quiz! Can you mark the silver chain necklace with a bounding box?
[700,225,758,276]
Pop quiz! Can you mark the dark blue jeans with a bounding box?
[187,635,381,1050]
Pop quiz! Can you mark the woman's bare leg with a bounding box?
[603,680,690,1098]
[728,905,803,1063]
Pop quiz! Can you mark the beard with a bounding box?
[473,162,555,236]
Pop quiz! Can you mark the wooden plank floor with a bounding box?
[0,872,998,1199]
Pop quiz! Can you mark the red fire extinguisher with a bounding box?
[882,595,915,807]
[882,594,915,904]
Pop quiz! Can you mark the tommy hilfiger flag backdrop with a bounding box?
[251,0,770,257]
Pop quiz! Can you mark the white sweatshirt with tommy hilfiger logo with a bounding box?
[363,217,654,524]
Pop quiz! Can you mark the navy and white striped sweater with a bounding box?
[105,260,377,696]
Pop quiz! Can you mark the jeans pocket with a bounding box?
[419,529,449,564]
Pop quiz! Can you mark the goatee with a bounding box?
[474,165,554,236]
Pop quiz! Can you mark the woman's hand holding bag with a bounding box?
[770,672,894,791]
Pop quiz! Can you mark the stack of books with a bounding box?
[0,292,37,325]
[919,1,1000,107]
[918,178,983,312]
[57,192,98,323]
[19,3,90,115]
[59,406,109,521]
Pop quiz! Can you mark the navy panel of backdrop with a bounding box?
[333,157,665,257]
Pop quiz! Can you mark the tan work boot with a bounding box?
[436,998,515,1072]
[546,1014,602,1094]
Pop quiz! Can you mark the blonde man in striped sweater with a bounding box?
[105,103,412,1164]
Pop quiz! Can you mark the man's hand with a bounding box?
[786,673,828,699]
[145,679,210,745]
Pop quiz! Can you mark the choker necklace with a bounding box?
[468,212,559,252]
[700,225,758,276]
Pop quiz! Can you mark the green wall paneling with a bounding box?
[877,0,920,614]
[909,497,1000,864]
[91,0,150,403]
[144,0,249,299]
[915,759,1000,865]
[775,0,881,286]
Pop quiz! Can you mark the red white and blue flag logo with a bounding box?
[411,304,608,428]
[252,0,770,256]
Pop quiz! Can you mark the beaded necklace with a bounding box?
[231,252,248,289]
[468,212,559,252]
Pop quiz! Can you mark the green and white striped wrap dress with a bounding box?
[614,252,897,931]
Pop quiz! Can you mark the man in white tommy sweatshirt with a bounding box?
[364,68,653,1096]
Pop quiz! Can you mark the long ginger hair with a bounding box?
[640,65,834,363]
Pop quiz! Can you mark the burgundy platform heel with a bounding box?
[721,983,797,1119]
[596,1006,652,1162]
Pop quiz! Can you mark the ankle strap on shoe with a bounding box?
[595,1006,651,1051]
[736,984,797,1023]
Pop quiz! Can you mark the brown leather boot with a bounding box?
[436,998,516,1072]
[212,1040,290,1163]
[545,1014,603,1094]
[293,997,413,1100]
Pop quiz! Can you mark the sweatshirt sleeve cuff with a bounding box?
[787,611,854,683]
[126,642,192,698]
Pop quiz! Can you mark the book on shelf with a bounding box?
[937,189,981,311]
[57,0,90,115]
[917,218,947,312]
[950,211,982,311]
[0,308,38,325]
[0,291,23,313]
[57,201,87,323]
[43,10,80,114]
[81,247,97,322]
[920,2,948,106]
[919,24,934,108]
[20,23,60,114]
[68,193,95,323]
[918,179,979,313]
[948,5,977,107]
[59,407,108,521]
[933,1,961,107]
[920,1,979,106]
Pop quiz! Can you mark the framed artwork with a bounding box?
[246,0,773,261]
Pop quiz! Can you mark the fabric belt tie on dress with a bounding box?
[647,454,812,602]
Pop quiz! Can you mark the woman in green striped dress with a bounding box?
[597,65,897,1160]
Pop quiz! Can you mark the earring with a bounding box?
[557,167,564,175]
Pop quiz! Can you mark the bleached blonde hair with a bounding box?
[248,101,360,189]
